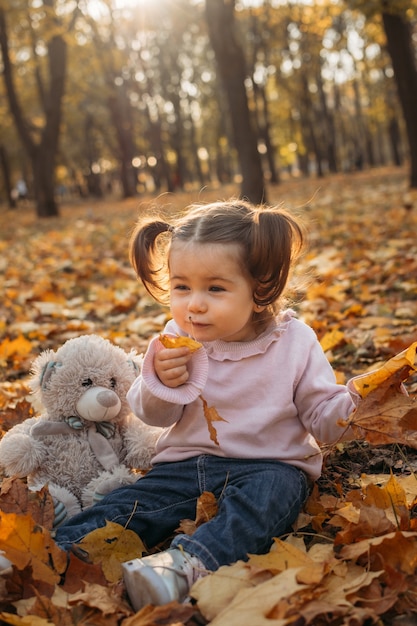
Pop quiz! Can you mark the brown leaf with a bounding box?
[68,582,131,617]
[0,399,34,435]
[340,530,417,575]
[343,368,417,447]
[199,395,228,446]
[121,601,196,625]
[61,552,109,594]
[0,478,55,530]
[178,491,218,536]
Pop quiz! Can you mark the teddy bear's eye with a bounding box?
[110,377,117,389]
[82,378,93,387]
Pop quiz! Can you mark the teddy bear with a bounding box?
[0,334,162,525]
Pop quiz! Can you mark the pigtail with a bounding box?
[129,218,172,303]
[250,208,305,308]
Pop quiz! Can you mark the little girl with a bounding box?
[55,199,358,611]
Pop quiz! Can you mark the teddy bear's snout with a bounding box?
[76,386,122,422]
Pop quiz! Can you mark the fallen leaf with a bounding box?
[206,566,307,625]
[320,329,345,353]
[120,600,197,625]
[68,582,131,616]
[199,395,228,446]
[339,530,417,575]
[0,511,67,585]
[77,520,147,583]
[0,478,55,530]
[178,491,218,535]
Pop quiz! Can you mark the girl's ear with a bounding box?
[253,303,266,313]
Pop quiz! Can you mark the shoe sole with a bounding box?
[122,559,172,611]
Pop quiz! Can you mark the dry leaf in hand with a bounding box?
[342,367,417,447]
[200,395,228,446]
[159,334,202,352]
[352,342,417,398]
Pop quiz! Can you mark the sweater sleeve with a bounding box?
[127,334,209,428]
[294,332,357,444]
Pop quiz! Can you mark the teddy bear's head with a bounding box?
[29,335,140,425]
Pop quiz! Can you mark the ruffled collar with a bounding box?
[202,309,295,361]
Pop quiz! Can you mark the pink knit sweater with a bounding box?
[127,310,356,479]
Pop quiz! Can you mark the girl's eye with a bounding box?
[82,378,93,387]
[173,284,188,291]
[209,286,225,292]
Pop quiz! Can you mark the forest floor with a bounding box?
[1,165,417,625]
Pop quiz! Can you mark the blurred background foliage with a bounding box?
[0,0,416,216]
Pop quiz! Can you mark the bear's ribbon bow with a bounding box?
[30,419,119,470]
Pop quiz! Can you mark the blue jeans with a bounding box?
[54,455,308,571]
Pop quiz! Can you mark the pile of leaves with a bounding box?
[1,166,417,625]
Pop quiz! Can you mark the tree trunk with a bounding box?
[382,11,417,188]
[107,87,137,198]
[205,0,265,204]
[0,144,16,209]
[0,5,66,217]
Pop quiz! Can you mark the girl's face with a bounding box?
[169,240,262,342]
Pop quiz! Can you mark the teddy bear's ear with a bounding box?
[127,352,143,376]
[39,361,63,390]
[29,349,61,393]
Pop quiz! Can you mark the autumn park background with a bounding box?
[1,0,417,625]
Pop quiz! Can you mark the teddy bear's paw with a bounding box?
[65,416,84,430]
[47,484,82,525]
[82,466,138,508]
[0,431,45,477]
[53,500,68,527]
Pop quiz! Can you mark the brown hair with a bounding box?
[129,199,305,317]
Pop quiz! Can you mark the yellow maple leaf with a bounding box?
[159,334,203,352]
[77,520,146,583]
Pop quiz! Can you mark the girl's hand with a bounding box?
[154,347,193,387]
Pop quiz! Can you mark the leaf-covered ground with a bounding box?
[1,166,417,625]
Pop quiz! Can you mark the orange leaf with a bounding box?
[0,511,67,584]
[159,334,202,352]
[199,395,228,446]
[343,374,417,447]
[352,342,417,399]
[0,478,55,530]
[178,491,218,535]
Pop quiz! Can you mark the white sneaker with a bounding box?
[0,552,12,575]
[122,548,206,611]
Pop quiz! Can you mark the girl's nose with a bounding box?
[188,293,207,312]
